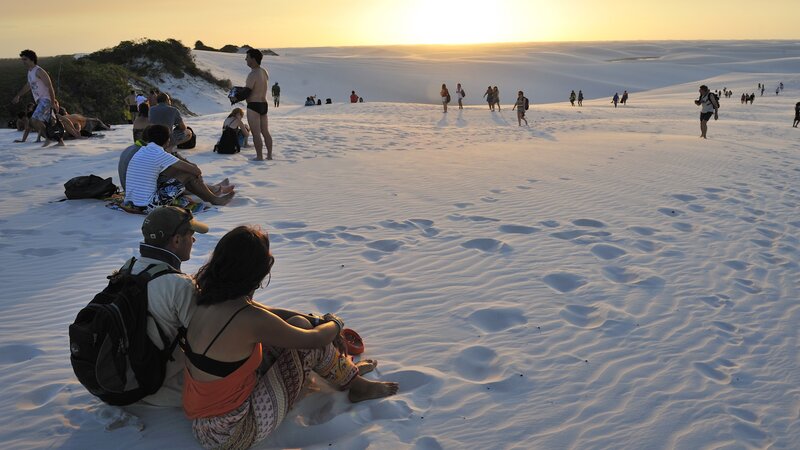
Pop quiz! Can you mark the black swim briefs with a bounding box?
[700,111,714,122]
[247,102,268,115]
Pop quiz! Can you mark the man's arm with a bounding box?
[13,83,31,104]
[171,160,201,177]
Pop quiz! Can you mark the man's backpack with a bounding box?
[213,127,241,154]
[461,89,466,98]
[64,174,118,199]
[524,97,530,111]
[69,258,181,406]
[708,92,720,109]
[177,127,196,150]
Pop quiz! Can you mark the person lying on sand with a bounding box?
[182,225,398,449]
[124,125,234,210]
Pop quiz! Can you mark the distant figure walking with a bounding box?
[621,90,629,105]
[779,82,784,92]
[694,84,719,139]
[12,49,64,147]
[492,86,501,111]
[761,87,765,96]
[741,93,746,104]
[569,90,576,106]
[776,88,780,96]
[577,90,584,106]
[512,91,529,127]
[244,48,272,160]
[271,82,280,108]
[612,93,619,108]
[793,102,800,128]
[350,90,358,103]
[456,83,465,110]
[483,86,494,111]
[440,83,450,113]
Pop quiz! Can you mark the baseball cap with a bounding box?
[142,206,208,244]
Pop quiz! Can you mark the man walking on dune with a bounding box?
[12,49,64,147]
[272,82,280,108]
[694,85,719,139]
[245,48,272,161]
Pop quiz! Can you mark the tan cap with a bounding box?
[142,206,208,244]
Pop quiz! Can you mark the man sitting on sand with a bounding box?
[149,93,193,151]
[132,205,209,406]
[124,125,234,210]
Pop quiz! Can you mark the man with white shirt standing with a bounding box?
[12,49,64,147]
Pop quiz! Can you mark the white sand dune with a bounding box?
[1,41,800,449]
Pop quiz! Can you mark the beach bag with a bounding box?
[64,175,118,200]
[69,258,181,406]
[177,127,196,149]
[44,110,65,140]
[524,97,530,111]
[214,127,241,154]
[227,86,251,105]
[461,89,466,98]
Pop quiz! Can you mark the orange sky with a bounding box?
[1,0,799,57]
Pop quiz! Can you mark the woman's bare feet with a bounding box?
[356,359,378,376]
[347,376,398,403]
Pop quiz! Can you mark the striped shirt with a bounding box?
[124,142,178,207]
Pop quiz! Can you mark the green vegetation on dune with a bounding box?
[2,39,230,126]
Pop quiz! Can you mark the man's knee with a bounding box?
[287,315,313,329]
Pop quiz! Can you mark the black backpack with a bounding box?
[708,92,720,109]
[524,97,530,111]
[69,258,181,406]
[213,127,241,154]
[64,175,118,199]
[45,110,65,140]
[177,127,196,149]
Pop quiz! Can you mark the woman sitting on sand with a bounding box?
[222,107,250,147]
[182,226,398,449]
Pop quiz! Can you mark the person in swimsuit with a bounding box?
[271,82,280,108]
[183,226,398,449]
[512,90,528,127]
[483,86,494,111]
[492,86,501,111]
[244,48,272,161]
[456,83,465,110]
[440,83,449,113]
[694,85,718,139]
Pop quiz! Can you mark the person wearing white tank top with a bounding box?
[12,49,63,147]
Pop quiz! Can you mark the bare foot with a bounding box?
[210,191,235,206]
[347,376,398,403]
[356,359,378,376]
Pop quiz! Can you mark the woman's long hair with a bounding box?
[195,225,271,305]
[228,107,243,119]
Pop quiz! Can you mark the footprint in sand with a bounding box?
[272,221,308,229]
[362,273,392,288]
[572,219,606,228]
[461,238,512,253]
[672,222,694,232]
[453,346,500,381]
[447,214,500,223]
[498,224,538,235]
[658,207,683,217]
[380,220,417,231]
[480,197,499,203]
[337,232,367,242]
[693,358,737,384]
[559,304,607,329]
[311,298,345,312]
[467,307,527,332]
[733,278,761,294]
[16,247,77,257]
[590,244,627,260]
[540,220,560,228]
[366,239,404,253]
[630,226,659,236]
[672,194,698,202]
[543,272,587,293]
[632,239,662,253]
[0,344,44,364]
[413,437,445,450]
[723,260,749,270]
[453,202,474,209]
[17,383,65,411]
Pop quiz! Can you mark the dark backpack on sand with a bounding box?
[214,127,241,154]
[177,127,196,149]
[64,175,118,200]
[69,258,181,406]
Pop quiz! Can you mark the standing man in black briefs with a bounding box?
[694,85,719,139]
[245,48,272,161]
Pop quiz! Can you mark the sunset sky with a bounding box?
[1,0,798,57]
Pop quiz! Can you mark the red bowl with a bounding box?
[342,328,364,355]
